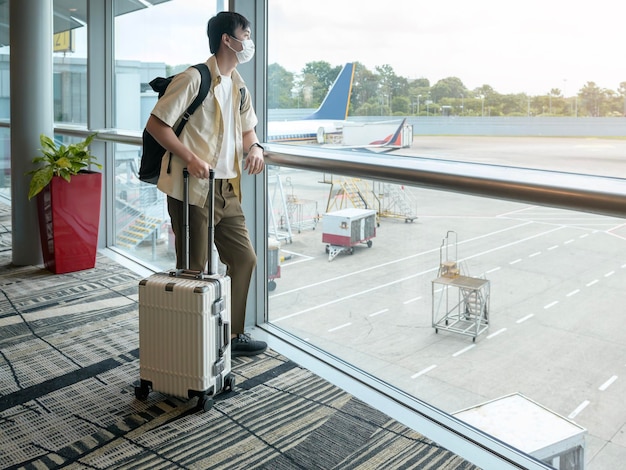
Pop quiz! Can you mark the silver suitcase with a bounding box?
[135,169,234,411]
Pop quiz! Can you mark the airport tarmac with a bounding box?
[399,134,626,177]
[266,136,626,469]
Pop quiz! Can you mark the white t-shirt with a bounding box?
[213,75,236,179]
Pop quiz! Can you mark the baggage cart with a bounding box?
[322,208,377,261]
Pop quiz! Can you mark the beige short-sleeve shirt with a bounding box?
[153,55,258,207]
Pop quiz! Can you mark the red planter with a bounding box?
[36,171,102,274]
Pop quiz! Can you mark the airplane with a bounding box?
[266,62,355,144]
[266,63,413,151]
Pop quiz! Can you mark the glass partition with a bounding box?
[267,1,626,466]
[112,0,217,267]
[267,0,626,173]
[266,159,622,468]
[53,0,88,125]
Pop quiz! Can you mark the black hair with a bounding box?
[207,11,250,54]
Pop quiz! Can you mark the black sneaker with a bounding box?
[231,333,267,357]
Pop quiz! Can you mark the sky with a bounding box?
[110,0,624,97]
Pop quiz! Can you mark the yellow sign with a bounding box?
[53,31,74,53]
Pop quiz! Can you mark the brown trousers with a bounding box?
[167,179,256,335]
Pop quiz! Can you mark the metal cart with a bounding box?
[268,238,281,291]
[322,208,376,261]
[431,231,490,341]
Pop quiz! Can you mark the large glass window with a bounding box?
[53,0,88,124]
[267,0,626,172]
[267,1,626,467]
[112,0,217,268]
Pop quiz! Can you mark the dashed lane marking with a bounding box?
[452,345,476,357]
[599,375,618,391]
[369,309,388,317]
[569,400,590,419]
[411,365,437,379]
[328,322,351,333]
[487,328,507,339]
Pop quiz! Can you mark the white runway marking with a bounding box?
[498,206,536,217]
[403,296,422,304]
[516,314,534,323]
[544,301,559,309]
[566,289,580,297]
[487,328,507,339]
[369,308,388,317]
[604,271,615,277]
[411,364,437,379]
[564,239,575,244]
[278,249,315,266]
[548,245,559,250]
[273,225,565,322]
[569,400,590,419]
[599,375,618,391]
[529,251,541,258]
[328,322,351,332]
[486,267,501,274]
[452,345,476,357]
[509,259,522,265]
[273,222,558,300]
[586,279,599,287]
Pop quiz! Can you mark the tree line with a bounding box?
[268,61,626,118]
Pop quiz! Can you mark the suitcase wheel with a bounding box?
[134,380,151,400]
[225,375,236,392]
[197,394,214,412]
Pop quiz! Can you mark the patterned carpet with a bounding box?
[0,203,478,469]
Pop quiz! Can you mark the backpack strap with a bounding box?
[168,63,211,174]
[172,63,211,137]
[240,87,246,111]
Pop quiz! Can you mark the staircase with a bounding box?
[378,183,418,222]
[115,198,163,250]
[116,214,162,249]
[461,288,487,321]
[326,177,377,213]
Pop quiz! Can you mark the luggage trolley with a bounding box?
[322,208,377,261]
[267,238,281,291]
[431,231,490,341]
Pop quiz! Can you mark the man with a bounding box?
[145,11,267,357]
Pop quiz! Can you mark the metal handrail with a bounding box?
[264,143,626,220]
[2,120,623,221]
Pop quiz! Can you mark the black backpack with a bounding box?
[139,63,211,184]
[138,64,247,184]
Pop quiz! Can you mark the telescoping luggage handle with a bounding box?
[180,168,230,355]
[181,167,218,276]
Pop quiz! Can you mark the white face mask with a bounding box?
[228,36,255,64]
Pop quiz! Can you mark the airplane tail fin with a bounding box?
[304,63,355,121]
[369,118,407,147]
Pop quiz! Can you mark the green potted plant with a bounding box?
[28,133,103,274]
